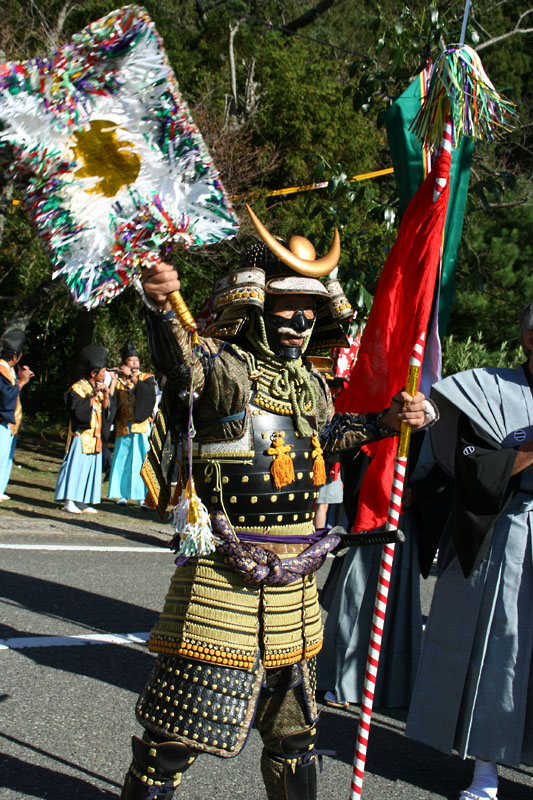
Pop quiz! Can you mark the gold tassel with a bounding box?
[267,432,295,489]
[311,432,326,487]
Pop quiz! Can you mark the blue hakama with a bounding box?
[317,512,422,708]
[406,486,533,766]
[54,436,102,504]
[406,366,533,767]
[108,424,149,501]
[0,423,16,495]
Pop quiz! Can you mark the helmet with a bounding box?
[207,206,352,355]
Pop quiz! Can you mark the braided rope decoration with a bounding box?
[211,511,340,586]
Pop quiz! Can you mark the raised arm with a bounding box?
[141,261,206,397]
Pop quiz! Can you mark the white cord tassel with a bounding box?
[172,476,219,558]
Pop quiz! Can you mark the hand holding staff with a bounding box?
[142,262,181,310]
[382,390,427,432]
[142,261,199,344]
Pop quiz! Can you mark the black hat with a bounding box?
[80,344,108,374]
[1,328,25,355]
[120,340,138,362]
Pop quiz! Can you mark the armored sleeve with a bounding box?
[143,307,204,395]
[143,307,250,427]
[145,308,235,392]
[319,410,398,454]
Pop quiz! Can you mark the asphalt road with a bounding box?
[1,513,532,800]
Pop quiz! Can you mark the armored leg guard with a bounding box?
[120,733,197,800]
[261,724,318,800]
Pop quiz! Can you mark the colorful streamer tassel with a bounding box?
[0,5,239,309]
[267,432,295,489]
[410,44,515,152]
[171,476,219,558]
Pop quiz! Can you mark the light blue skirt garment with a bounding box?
[317,510,422,708]
[0,423,16,495]
[54,436,102,504]
[406,492,533,767]
[108,427,149,501]
[316,475,344,505]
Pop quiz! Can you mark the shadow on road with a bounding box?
[1,569,160,692]
[0,751,118,799]
[1,731,122,793]
[318,708,533,799]
[1,626,155,693]
[0,569,160,632]
[0,500,171,543]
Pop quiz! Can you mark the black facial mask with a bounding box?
[264,309,315,359]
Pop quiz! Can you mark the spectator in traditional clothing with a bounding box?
[0,328,34,501]
[108,340,156,506]
[317,436,452,710]
[406,302,533,800]
[55,344,117,513]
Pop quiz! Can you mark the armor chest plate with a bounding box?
[192,405,319,529]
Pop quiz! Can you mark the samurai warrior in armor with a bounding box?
[120,209,432,800]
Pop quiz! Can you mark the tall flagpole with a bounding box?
[348,114,453,800]
[348,331,425,800]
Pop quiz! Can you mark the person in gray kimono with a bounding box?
[119,210,433,800]
[406,302,533,800]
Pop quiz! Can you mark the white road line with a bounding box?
[0,544,169,551]
[0,632,150,650]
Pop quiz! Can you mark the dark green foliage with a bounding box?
[449,179,533,349]
[442,332,523,376]
[1,0,532,427]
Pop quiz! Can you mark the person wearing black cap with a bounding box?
[54,344,117,513]
[0,328,34,501]
[108,340,156,506]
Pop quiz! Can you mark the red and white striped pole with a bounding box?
[349,331,426,800]
[348,111,452,799]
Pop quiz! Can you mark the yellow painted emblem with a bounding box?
[71,119,141,197]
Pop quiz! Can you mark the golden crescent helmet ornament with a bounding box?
[245,203,340,278]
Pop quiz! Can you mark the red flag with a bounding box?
[335,150,451,531]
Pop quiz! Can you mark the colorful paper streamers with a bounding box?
[0,5,239,308]
[410,44,515,153]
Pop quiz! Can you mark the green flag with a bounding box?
[385,69,474,337]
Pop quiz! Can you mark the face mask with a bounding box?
[264,309,315,359]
